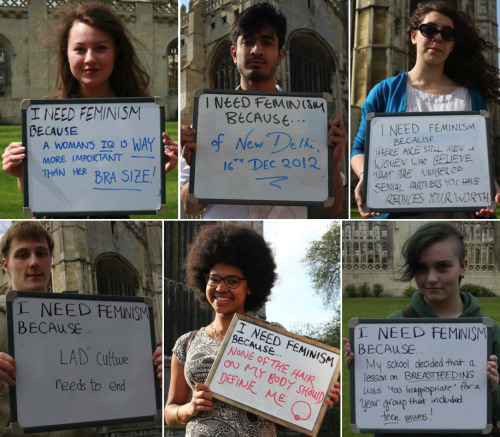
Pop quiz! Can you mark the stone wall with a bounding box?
[0,0,177,124]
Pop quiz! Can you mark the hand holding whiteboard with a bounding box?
[205,314,340,436]
[348,318,493,434]
[22,97,166,217]
[190,89,334,207]
[6,291,161,434]
[362,111,494,214]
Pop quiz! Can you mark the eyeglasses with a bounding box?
[418,23,457,42]
[205,274,247,289]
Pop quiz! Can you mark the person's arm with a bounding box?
[475,180,500,218]
[2,142,25,193]
[321,113,346,217]
[487,355,499,392]
[0,352,16,391]
[152,346,162,385]
[181,182,207,217]
[326,381,340,408]
[342,338,353,369]
[164,355,213,427]
[351,153,380,218]
[180,125,207,216]
[163,133,178,174]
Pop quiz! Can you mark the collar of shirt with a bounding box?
[235,84,283,92]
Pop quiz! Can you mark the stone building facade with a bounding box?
[342,220,500,296]
[0,0,178,124]
[0,220,163,437]
[351,0,500,184]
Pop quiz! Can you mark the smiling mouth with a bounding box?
[214,295,232,302]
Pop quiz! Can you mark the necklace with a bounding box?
[210,322,224,340]
[409,72,451,96]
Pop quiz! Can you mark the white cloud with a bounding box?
[263,220,337,329]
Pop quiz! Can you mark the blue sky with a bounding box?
[0,221,11,241]
[263,220,337,331]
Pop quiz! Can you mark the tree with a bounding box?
[301,222,341,311]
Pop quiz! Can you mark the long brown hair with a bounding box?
[49,2,150,98]
[405,1,500,104]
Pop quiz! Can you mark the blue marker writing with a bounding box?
[211,133,224,153]
[255,176,288,189]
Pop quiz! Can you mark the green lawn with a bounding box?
[341,296,500,436]
[0,122,178,219]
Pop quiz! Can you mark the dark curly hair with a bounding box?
[400,222,465,282]
[230,2,287,50]
[185,223,277,312]
[48,2,150,98]
[405,1,500,104]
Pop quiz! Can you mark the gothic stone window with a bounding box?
[457,222,494,271]
[342,222,388,270]
[168,39,178,95]
[210,40,239,90]
[289,33,335,94]
[96,255,139,296]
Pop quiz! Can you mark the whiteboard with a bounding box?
[190,89,333,206]
[349,318,492,434]
[205,314,340,436]
[21,98,166,217]
[363,111,494,213]
[6,291,161,434]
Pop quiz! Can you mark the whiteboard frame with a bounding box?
[362,111,494,214]
[189,89,334,207]
[205,314,340,437]
[21,97,166,217]
[348,317,493,434]
[6,291,162,434]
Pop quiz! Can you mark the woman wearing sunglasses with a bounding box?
[351,1,500,219]
[164,223,340,436]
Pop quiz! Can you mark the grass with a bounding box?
[341,296,500,436]
[0,121,178,219]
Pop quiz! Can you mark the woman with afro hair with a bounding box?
[164,223,339,436]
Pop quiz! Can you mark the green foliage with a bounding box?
[372,283,384,297]
[301,222,341,310]
[344,283,357,298]
[460,283,496,297]
[290,315,340,348]
[358,281,370,297]
[403,285,417,298]
[0,123,178,218]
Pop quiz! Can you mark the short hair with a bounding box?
[230,3,287,50]
[405,1,500,103]
[185,223,277,312]
[400,222,465,281]
[49,2,150,98]
[1,222,54,260]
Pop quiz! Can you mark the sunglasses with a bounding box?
[418,23,457,42]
